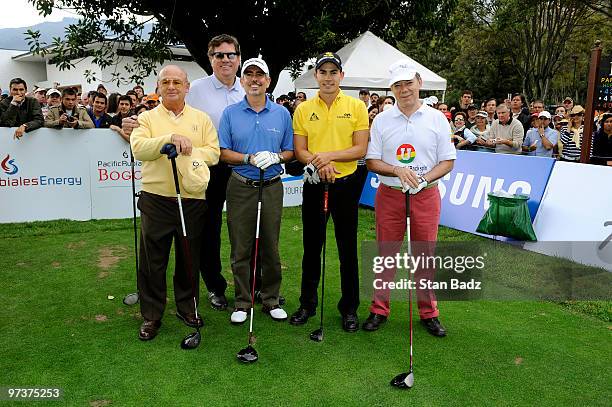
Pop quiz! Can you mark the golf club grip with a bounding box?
[170,158,181,195]
[258,169,264,201]
[323,184,329,214]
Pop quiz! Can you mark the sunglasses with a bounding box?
[569,113,584,117]
[209,52,240,60]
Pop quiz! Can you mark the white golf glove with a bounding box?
[303,163,320,184]
[253,151,280,170]
[406,176,428,194]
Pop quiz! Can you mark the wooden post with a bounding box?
[581,41,602,163]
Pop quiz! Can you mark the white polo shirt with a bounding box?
[186,74,245,130]
[366,103,456,188]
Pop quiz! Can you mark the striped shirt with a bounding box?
[559,125,583,160]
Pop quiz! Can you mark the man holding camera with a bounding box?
[45,88,94,129]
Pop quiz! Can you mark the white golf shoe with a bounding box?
[231,308,248,324]
[264,305,287,322]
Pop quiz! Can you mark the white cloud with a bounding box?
[0,0,79,29]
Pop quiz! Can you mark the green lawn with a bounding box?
[0,207,610,406]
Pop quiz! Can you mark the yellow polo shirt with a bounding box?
[293,91,369,178]
[131,103,220,199]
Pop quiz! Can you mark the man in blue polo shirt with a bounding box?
[218,57,294,324]
[522,111,558,157]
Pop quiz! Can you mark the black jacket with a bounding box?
[87,110,113,128]
[591,128,612,165]
[0,96,44,131]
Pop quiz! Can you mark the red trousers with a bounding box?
[370,184,440,319]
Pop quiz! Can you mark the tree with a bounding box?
[453,0,604,102]
[27,0,455,89]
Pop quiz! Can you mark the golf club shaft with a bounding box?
[405,192,413,371]
[319,184,329,330]
[248,169,265,342]
[169,156,199,322]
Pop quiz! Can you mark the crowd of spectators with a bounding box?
[0,77,160,141]
[355,88,612,166]
[1,77,610,165]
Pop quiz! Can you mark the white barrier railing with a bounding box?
[1,128,303,223]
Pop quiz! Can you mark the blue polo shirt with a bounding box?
[523,127,558,157]
[219,97,294,180]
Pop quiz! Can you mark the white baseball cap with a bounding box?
[388,59,418,87]
[538,111,552,120]
[46,88,61,97]
[241,57,269,76]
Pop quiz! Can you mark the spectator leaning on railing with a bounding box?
[87,92,113,128]
[0,77,44,140]
[487,103,523,154]
[559,105,585,162]
[522,111,557,157]
[471,110,492,152]
[45,87,94,129]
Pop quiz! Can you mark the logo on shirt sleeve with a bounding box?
[309,113,320,121]
[396,144,416,164]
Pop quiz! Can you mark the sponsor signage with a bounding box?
[359,151,556,234]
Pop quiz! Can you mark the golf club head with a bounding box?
[309,328,323,342]
[236,345,258,363]
[122,292,139,306]
[180,330,201,350]
[160,143,178,159]
[390,371,414,389]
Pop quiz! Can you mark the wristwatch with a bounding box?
[277,153,284,163]
[243,153,250,165]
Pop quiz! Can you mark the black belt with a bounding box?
[231,171,281,187]
[141,191,201,203]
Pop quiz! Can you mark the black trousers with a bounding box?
[299,173,361,315]
[137,191,206,321]
[199,163,231,295]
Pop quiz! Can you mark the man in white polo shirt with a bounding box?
[364,60,456,337]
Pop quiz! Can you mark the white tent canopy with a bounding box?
[294,31,447,91]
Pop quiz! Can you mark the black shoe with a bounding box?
[279,295,286,306]
[208,292,228,310]
[420,317,447,337]
[176,310,203,328]
[138,319,161,341]
[289,308,315,325]
[362,313,387,331]
[342,313,359,333]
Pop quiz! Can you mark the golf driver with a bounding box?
[123,148,140,306]
[391,191,414,389]
[310,183,329,342]
[237,169,265,363]
[160,143,202,350]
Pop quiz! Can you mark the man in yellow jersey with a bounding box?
[289,52,369,332]
[130,65,220,341]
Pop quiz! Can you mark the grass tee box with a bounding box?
[0,208,610,406]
